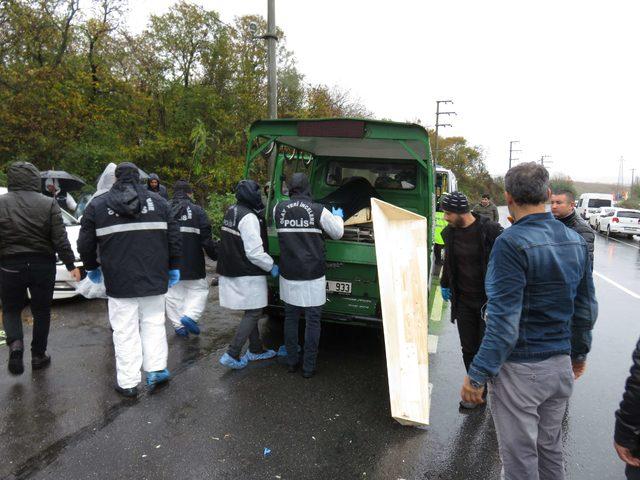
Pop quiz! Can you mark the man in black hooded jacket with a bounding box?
[0,162,81,375]
[147,173,169,200]
[166,180,217,337]
[274,173,344,378]
[615,335,640,479]
[78,162,181,397]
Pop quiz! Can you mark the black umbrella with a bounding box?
[40,170,86,192]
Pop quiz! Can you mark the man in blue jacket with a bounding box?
[460,162,598,480]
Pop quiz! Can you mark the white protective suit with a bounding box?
[277,208,344,307]
[218,213,274,310]
[166,278,210,329]
[108,295,168,388]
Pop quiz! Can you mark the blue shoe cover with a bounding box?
[146,368,170,386]
[180,316,200,335]
[276,344,301,357]
[175,327,189,337]
[245,349,277,361]
[219,353,248,370]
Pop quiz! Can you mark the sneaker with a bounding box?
[287,363,299,374]
[219,353,248,370]
[146,369,171,387]
[180,316,200,335]
[244,349,277,362]
[175,326,189,337]
[115,385,139,398]
[8,350,24,375]
[459,400,481,410]
[31,353,51,370]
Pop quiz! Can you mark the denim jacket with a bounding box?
[468,212,598,385]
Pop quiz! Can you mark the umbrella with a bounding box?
[40,170,86,192]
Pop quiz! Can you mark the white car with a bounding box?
[0,186,82,299]
[598,208,640,238]
[588,207,615,231]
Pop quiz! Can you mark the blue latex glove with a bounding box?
[331,207,344,219]
[168,269,180,288]
[441,287,451,301]
[87,268,102,284]
[270,265,280,278]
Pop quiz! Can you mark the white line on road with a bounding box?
[593,271,640,299]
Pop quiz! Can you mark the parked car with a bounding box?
[576,193,615,220]
[589,207,615,230]
[597,208,640,238]
[0,186,82,300]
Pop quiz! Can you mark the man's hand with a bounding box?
[572,360,587,379]
[614,441,640,467]
[460,375,485,405]
[70,268,82,282]
[441,287,451,301]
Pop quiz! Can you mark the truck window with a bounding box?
[435,172,449,198]
[326,160,416,190]
[588,199,612,208]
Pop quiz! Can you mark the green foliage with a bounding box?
[550,174,577,198]
[0,170,6,187]
[205,191,236,239]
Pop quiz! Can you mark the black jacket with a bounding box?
[169,192,217,280]
[0,162,76,269]
[558,210,595,268]
[147,173,169,200]
[440,213,503,321]
[78,175,181,298]
[615,336,640,456]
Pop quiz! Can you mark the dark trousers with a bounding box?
[227,308,264,359]
[1,259,56,355]
[284,303,322,373]
[628,465,640,480]
[454,299,486,372]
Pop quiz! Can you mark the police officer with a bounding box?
[78,162,181,397]
[217,180,278,370]
[166,180,217,337]
[275,173,344,379]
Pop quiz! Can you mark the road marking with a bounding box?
[593,271,640,299]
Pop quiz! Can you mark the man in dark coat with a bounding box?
[147,173,169,200]
[0,162,81,375]
[472,194,500,222]
[551,189,595,268]
[440,191,503,408]
[166,180,217,337]
[615,336,640,479]
[78,162,181,397]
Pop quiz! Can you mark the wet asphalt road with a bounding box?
[1,211,640,479]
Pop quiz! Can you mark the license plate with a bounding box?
[326,281,352,294]
[624,227,638,231]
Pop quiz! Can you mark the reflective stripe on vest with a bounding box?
[180,226,201,234]
[276,227,323,234]
[221,226,241,236]
[96,221,168,237]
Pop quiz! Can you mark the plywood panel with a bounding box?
[371,198,430,427]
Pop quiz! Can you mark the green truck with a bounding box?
[244,118,436,326]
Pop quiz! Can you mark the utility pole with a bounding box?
[631,168,636,188]
[433,100,456,167]
[616,157,625,200]
[508,140,521,170]
[540,154,552,168]
[266,0,278,177]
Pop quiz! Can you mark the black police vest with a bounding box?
[274,198,326,281]
[216,205,268,277]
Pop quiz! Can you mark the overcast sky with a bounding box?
[127,0,640,184]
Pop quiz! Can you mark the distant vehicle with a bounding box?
[576,193,615,220]
[597,207,640,238]
[435,166,457,201]
[588,207,615,230]
[0,186,82,300]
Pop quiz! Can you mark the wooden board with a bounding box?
[371,198,430,427]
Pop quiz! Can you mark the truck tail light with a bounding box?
[612,217,619,223]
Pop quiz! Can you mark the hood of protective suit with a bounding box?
[235,179,264,212]
[8,162,41,192]
[96,163,117,193]
[288,173,312,199]
[107,162,148,218]
[44,177,61,194]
